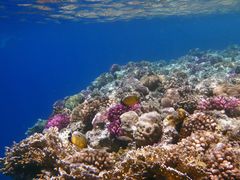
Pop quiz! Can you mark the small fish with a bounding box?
[68,131,87,149]
[121,95,139,107]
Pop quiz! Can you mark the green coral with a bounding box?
[64,93,84,110]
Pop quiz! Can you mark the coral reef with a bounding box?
[1,46,240,179]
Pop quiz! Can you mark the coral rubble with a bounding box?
[1,46,240,179]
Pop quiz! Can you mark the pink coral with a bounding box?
[198,96,240,111]
[45,113,70,130]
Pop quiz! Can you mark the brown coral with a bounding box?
[174,100,198,114]
[102,146,192,180]
[213,84,240,97]
[119,111,139,141]
[65,149,115,171]
[140,74,163,91]
[179,112,219,139]
[0,128,74,179]
[203,141,240,179]
[161,88,180,107]
[70,97,112,132]
[133,112,163,147]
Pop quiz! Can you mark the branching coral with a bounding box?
[38,149,116,179]
[101,146,191,180]
[179,112,219,139]
[71,97,112,132]
[0,128,73,179]
[45,113,70,130]
[203,141,240,179]
[198,96,240,111]
[198,96,240,117]
[102,130,223,180]
[65,149,115,171]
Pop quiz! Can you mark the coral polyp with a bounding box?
[1,46,240,179]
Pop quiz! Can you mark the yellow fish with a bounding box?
[68,131,87,149]
[121,95,139,107]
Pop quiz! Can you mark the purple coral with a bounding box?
[45,113,70,130]
[107,104,129,122]
[107,103,140,136]
[107,119,122,136]
[198,96,240,111]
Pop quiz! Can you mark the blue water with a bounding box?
[1,12,240,179]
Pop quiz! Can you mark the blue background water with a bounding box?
[1,13,240,179]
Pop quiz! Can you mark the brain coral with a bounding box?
[140,74,163,91]
[133,111,163,147]
[119,111,139,141]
